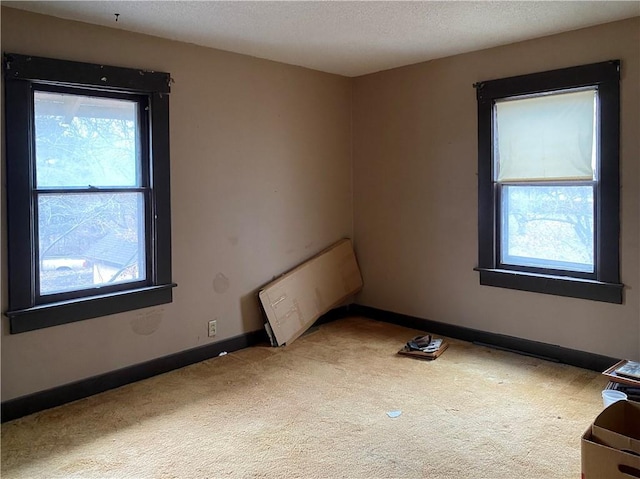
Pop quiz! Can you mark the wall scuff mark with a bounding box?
[213,273,230,294]
[130,308,163,335]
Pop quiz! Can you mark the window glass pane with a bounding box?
[495,89,596,182]
[34,92,139,187]
[38,193,146,295]
[501,185,594,272]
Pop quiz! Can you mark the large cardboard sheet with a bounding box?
[259,239,363,346]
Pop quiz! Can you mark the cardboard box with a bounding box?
[259,238,363,346]
[581,400,640,479]
[592,400,640,454]
[581,429,640,478]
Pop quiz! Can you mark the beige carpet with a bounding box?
[1,316,607,478]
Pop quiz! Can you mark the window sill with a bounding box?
[474,268,623,304]
[6,283,177,333]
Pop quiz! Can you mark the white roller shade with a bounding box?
[494,89,596,182]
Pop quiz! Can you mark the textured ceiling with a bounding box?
[4,1,640,77]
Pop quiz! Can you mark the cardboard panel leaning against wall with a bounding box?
[260,239,363,346]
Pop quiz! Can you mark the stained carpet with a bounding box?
[1,316,607,478]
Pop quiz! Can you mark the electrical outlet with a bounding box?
[208,319,217,337]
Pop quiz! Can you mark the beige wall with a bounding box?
[353,18,640,361]
[0,8,353,401]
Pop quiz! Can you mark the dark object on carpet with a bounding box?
[398,336,449,360]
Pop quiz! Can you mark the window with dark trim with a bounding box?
[474,60,623,304]
[3,53,176,333]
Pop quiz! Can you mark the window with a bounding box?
[474,61,623,303]
[4,53,176,333]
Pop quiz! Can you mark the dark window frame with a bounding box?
[474,60,623,304]
[3,53,176,333]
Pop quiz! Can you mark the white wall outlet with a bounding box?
[208,319,217,337]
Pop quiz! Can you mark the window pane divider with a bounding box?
[35,187,148,194]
